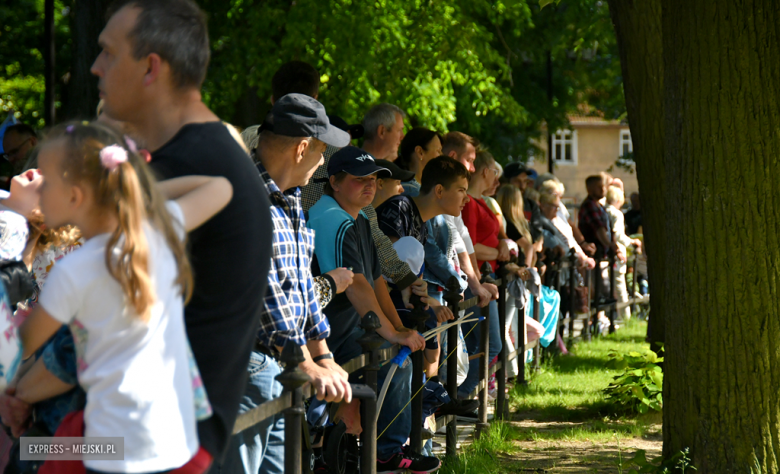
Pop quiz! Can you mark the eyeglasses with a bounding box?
[1,137,33,161]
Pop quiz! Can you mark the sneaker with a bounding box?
[456,410,495,422]
[377,451,441,473]
[435,399,479,417]
[455,410,478,422]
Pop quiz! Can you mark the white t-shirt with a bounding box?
[444,214,475,255]
[39,202,197,473]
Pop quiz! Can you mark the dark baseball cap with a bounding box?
[328,146,391,178]
[504,161,533,180]
[258,93,350,147]
[328,115,364,140]
[375,159,415,182]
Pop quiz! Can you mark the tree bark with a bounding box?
[662,0,780,471]
[65,0,109,120]
[606,0,665,350]
[44,0,56,126]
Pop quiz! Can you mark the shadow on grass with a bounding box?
[540,353,614,374]
[513,400,615,422]
[509,412,663,443]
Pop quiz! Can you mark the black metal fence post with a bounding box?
[276,343,309,474]
[357,312,383,474]
[408,295,429,454]
[532,258,542,370]
[443,276,462,459]
[568,249,577,343]
[586,267,594,341]
[496,261,510,420]
[517,271,528,387]
[477,262,494,437]
[608,250,617,334]
[631,247,639,317]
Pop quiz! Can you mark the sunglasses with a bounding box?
[1,137,33,161]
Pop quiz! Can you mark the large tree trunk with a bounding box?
[662,0,780,471]
[606,0,665,350]
[65,0,109,120]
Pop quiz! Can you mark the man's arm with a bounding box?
[345,275,425,352]
[596,227,612,249]
[458,251,495,306]
[364,205,417,290]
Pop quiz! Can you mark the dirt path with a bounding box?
[501,419,662,473]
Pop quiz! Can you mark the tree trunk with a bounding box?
[606,0,665,350]
[44,0,56,126]
[662,0,780,471]
[65,0,109,120]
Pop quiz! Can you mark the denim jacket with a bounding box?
[424,215,467,292]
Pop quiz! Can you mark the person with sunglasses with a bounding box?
[1,124,38,190]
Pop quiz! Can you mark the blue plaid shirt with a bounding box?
[257,162,331,348]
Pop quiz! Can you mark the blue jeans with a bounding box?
[458,288,501,399]
[376,340,412,460]
[322,328,412,461]
[217,351,285,474]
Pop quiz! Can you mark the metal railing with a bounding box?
[230,249,650,473]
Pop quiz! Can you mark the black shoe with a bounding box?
[455,410,479,422]
[435,398,479,417]
[377,451,441,473]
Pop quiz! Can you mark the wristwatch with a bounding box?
[313,352,334,363]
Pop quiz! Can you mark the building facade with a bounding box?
[533,115,638,205]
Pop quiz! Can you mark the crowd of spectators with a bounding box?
[0,1,645,474]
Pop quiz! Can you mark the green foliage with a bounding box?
[622,447,697,474]
[0,0,73,128]
[604,348,663,415]
[201,0,623,162]
[2,0,624,151]
[201,0,533,131]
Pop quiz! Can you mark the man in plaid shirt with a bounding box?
[578,175,618,303]
[578,174,617,258]
[220,94,354,474]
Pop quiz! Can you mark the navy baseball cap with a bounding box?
[328,146,391,178]
[328,115,364,140]
[259,93,350,147]
[504,161,533,180]
[375,159,415,182]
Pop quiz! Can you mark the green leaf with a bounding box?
[629,450,649,466]
[539,0,557,8]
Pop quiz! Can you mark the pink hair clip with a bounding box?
[99,145,128,171]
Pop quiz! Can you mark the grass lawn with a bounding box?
[511,317,656,424]
[440,317,664,473]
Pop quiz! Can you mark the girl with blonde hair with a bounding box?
[496,184,537,268]
[19,121,233,473]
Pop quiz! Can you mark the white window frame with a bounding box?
[619,129,633,157]
[551,129,578,165]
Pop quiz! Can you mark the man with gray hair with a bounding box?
[362,103,406,161]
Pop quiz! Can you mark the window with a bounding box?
[620,130,633,157]
[551,130,577,165]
